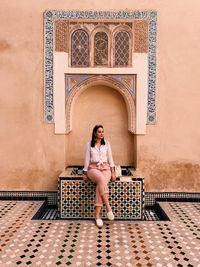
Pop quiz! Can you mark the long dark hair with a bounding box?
[91,125,106,147]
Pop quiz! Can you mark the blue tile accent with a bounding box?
[44,18,54,123]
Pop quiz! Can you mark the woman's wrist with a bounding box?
[83,170,87,176]
[110,166,115,174]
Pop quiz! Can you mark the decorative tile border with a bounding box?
[44,17,54,123]
[0,191,57,205]
[0,191,199,207]
[44,10,157,124]
[147,15,157,124]
[145,192,200,206]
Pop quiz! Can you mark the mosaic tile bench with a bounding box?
[57,166,145,220]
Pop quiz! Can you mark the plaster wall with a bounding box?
[65,85,135,166]
[0,0,200,191]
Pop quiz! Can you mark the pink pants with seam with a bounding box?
[87,163,111,207]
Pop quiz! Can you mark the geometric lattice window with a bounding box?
[94,31,108,66]
[114,31,130,66]
[71,29,89,67]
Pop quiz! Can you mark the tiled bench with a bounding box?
[57,166,145,220]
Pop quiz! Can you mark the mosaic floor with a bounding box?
[0,201,199,266]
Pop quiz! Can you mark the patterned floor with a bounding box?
[0,201,199,266]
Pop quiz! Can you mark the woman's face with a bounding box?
[96,127,104,140]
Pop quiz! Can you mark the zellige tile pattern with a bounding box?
[0,201,199,266]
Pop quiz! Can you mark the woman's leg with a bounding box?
[87,168,112,215]
[95,194,111,218]
[94,184,103,219]
[101,169,112,212]
[95,206,102,219]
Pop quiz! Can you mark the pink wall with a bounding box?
[0,0,200,191]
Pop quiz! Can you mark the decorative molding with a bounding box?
[115,75,135,94]
[65,75,136,134]
[65,74,135,95]
[44,10,157,124]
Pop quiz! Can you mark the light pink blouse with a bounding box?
[83,140,115,171]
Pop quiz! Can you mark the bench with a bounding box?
[57,166,144,220]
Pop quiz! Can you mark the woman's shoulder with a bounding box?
[86,140,93,148]
[104,139,110,145]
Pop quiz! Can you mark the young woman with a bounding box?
[83,125,116,228]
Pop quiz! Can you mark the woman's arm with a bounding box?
[107,141,116,181]
[83,141,90,176]
[107,141,115,168]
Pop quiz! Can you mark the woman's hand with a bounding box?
[83,174,88,182]
[111,173,116,182]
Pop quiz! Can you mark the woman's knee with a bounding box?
[102,170,111,181]
[88,171,105,183]
[96,178,109,191]
[97,181,109,195]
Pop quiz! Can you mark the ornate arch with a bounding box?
[65,75,135,134]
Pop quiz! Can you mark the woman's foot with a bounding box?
[95,218,103,228]
[107,210,114,221]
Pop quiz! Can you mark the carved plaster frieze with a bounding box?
[134,20,148,53]
[66,74,136,95]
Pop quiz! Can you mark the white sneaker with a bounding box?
[107,210,114,221]
[95,218,103,228]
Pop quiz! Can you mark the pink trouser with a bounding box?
[87,163,111,207]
